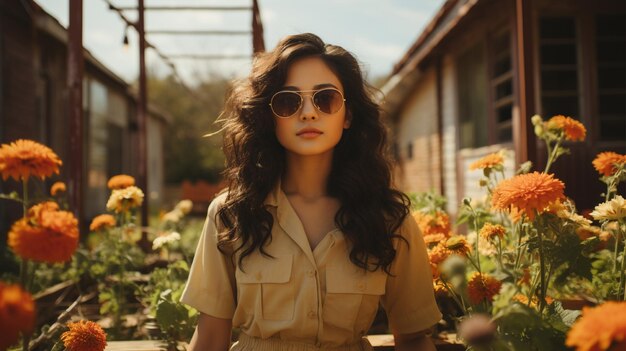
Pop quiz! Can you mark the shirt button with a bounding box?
[307,310,316,319]
[307,270,315,277]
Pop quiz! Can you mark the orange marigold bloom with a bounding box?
[89,214,116,232]
[413,210,451,237]
[61,320,107,351]
[0,283,35,350]
[566,301,626,351]
[428,243,451,266]
[0,139,62,181]
[423,233,448,246]
[445,236,471,256]
[518,268,532,286]
[479,223,506,241]
[469,152,504,171]
[491,172,565,221]
[592,152,626,177]
[8,203,79,263]
[50,181,67,196]
[107,174,135,190]
[467,272,502,304]
[547,115,587,141]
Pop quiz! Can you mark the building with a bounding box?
[0,0,170,234]
[382,0,625,215]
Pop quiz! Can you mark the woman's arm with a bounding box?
[187,313,232,351]
[394,329,436,351]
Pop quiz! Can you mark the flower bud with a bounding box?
[534,124,544,137]
[531,114,543,126]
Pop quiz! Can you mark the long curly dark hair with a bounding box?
[216,33,411,273]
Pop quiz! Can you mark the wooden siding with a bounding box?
[395,67,441,194]
[440,55,459,215]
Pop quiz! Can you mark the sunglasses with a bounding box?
[269,88,346,118]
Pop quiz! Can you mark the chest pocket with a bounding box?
[323,265,387,333]
[236,254,295,321]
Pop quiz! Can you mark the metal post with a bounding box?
[252,0,265,53]
[68,0,84,229]
[137,0,149,234]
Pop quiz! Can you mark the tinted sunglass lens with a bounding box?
[314,89,343,114]
[272,92,301,117]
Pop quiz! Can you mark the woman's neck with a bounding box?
[282,151,333,200]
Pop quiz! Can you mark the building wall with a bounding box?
[395,67,441,195]
[440,54,458,214]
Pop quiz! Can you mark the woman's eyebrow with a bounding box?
[281,83,339,91]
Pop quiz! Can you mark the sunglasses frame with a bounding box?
[269,87,346,118]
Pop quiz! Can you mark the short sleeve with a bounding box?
[380,214,442,334]
[180,193,236,319]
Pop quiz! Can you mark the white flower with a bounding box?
[162,209,183,223]
[152,231,181,250]
[175,199,193,215]
[590,195,626,221]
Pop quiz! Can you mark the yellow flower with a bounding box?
[546,115,587,141]
[479,223,506,241]
[61,320,107,351]
[8,202,79,263]
[107,174,135,190]
[566,301,626,351]
[590,196,626,221]
[491,172,565,221]
[106,186,144,213]
[467,272,502,304]
[512,294,554,308]
[469,152,504,171]
[0,139,62,181]
[175,199,193,215]
[592,152,626,177]
[0,283,35,350]
[50,181,67,196]
[445,236,471,256]
[89,214,116,232]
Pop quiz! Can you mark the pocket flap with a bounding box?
[326,266,386,295]
[237,254,293,284]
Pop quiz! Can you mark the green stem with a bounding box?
[537,220,547,314]
[544,138,563,174]
[470,207,482,274]
[613,227,620,275]
[514,222,523,271]
[21,180,30,351]
[619,226,626,301]
[440,278,467,314]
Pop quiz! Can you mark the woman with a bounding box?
[181,33,441,351]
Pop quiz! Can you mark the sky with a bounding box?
[38,0,445,85]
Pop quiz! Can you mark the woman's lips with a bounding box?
[296,128,323,138]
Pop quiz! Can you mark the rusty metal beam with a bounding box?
[167,54,252,60]
[68,0,84,229]
[117,5,252,11]
[147,30,252,36]
[137,0,149,233]
[252,0,265,52]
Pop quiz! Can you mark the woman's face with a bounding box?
[273,56,351,158]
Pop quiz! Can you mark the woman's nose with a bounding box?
[299,96,318,120]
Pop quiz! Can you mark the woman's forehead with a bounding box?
[282,57,343,91]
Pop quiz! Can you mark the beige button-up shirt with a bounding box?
[181,179,441,348]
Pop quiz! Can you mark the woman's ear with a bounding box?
[344,110,352,129]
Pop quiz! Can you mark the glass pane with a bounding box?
[540,17,576,39]
[540,44,577,65]
[599,118,626,141]
[596,40,626,63]
[541,69,578,91]
[598,67,626,90]
[497,104,512,123]
[495,80,513,100]
[542,96,579,119]
[498,126,512,143]
[457,42,488,148]
[599,94,626,115]
[493,56,511,77]
[596,14,626,37]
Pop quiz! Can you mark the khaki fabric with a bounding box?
[180,178,442,349]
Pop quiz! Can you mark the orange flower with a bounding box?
[89,214,116,232]
[428,243,451,266]
[512,294,554,308]
[592,152,626,177]
[491,172,565,221]
[107,174,135,190]
[445,236,471,256]
[0,283,35,350]
[61,320,107,351]
[546,115,587,141]
[8,203,79,263]
[566,301,626,351]
[413,210,451,237]
[0,139,62,181]
[479,223,506,241]
[518,268,531,286]
[423,233,448,246]
[469,152,504,171]
[467,272,502,304]
[50,181,67,196]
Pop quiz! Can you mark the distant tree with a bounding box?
[148,74,231,184]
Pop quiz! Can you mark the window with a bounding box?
[595,14,626,141]
[489,29,513,143]
[539,16,580,119]
[457,42,488,149]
